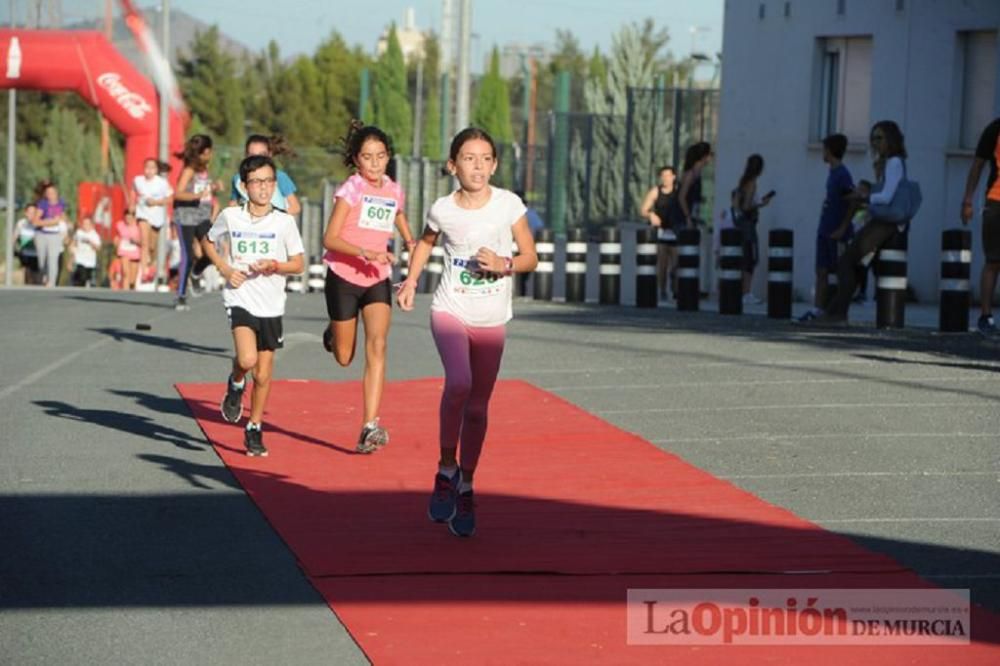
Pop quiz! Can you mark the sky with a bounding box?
[69,0,724,73]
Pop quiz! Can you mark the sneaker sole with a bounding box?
[245,449,268,457]
[220,399,243,424]
[447,520,475,538]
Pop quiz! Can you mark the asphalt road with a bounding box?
[1,287,997,664]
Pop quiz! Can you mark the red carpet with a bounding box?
[177,378,1000,664]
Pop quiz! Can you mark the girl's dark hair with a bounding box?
[871,120,907,159]
[737,154,764,191]
[449,127,497,161]
[174,134,213,168]
[245,133,296,159]
[682,141,712,172]
[658,165,676,176]
[34,179,55,199]
[342,120,393,169]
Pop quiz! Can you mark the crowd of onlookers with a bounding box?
[641,115,1000,334]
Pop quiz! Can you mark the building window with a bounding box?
[759,3,766,20]
[959,30,998,150]
[784,2,791,18]
[836,0,846,15]
[815,36,872,142]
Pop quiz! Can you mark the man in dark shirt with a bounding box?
[961,117,1000,335]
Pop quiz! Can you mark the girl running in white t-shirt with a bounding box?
[397,127,538,537]
[131,157,173,283]
[322,122,415,453]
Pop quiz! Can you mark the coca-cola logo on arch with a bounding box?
[96,72,152,119]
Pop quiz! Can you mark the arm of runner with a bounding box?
[284,193,301,216]
[322,198,392,264]
[640,187,661,227]
[201,216,247,288]
[173,167,199,202]
[961,158,985,225]
[396,226,440,311]
[393,211,415,246]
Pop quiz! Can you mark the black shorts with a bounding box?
[983,200,1000,264]
[194,220,212,241]
[324,269,392,321]
[227,306,284,351]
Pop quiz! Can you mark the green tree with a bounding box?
[418,33,442,159]
[472,47,514,144]
[373,26,412,156]
[176,27,245,147]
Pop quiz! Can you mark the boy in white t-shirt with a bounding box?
[200,154,305,457]
[70,216,102,287]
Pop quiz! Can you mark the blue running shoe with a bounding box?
[448,489,476,538]
[428,468,460,523]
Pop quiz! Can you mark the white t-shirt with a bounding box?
[133,174,173,229]
[206,205,304,318]
[73,229,102,268]
[426,187,527,327]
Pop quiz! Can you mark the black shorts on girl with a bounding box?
[324,269,393,321]
[227,306,284,351]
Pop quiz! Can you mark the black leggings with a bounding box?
[175,221,212,298]
[826,222,898,318]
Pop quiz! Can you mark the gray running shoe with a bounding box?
[356,419,389,454]
[448,489,476,538]
[977,315,997,336]
[220,376,245,424]
[428,468,461,523]
[244,427,268,457]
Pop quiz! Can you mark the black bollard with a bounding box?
[533,228,554,301]
[767,228,793,319]
[599,226,621,305]
[939,228,972,332]
[422,244,444,293]
[307,255,326,293]
[564,227,587,303]
[718,227,744,315]
[635,227,657,308]
[676,228,701,311]
[875,232,908,328]
[400,249,410,283]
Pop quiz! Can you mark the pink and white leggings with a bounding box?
[430,310,506,473]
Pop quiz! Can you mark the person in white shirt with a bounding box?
[131,157,173,283]
[397,127,538,537]
[13,203,41,284]
[201,154,305,458]
[70,216,102,287]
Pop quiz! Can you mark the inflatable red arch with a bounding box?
[0,29,187,183]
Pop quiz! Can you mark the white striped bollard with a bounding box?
[307,256,326,293]
[939,228,971,332]
[533,229,554,301]
[676,227,700,311]
[421,245,444,293]
[599,226,621,305]
[767,228,793,319]
[718,227,743,315]
[876,232,907,329]
[635,226,657,308]
[564,227,587,303]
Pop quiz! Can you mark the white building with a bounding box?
[376,8,426,64]
[717,0,1000,303]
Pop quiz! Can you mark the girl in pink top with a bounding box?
[322,122,415,453]
[116,211,142,289]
